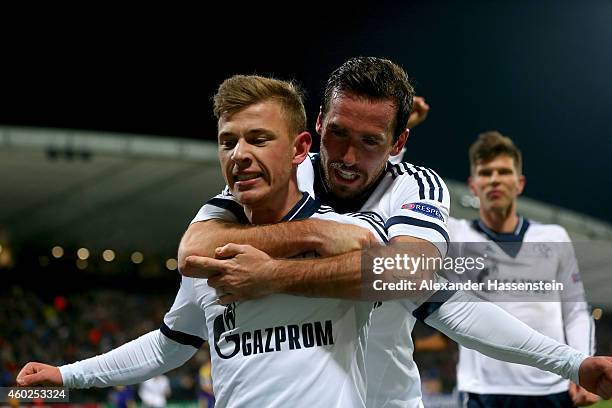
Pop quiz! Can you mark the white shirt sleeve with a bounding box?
[556,228,596,356]
[59,330,197,388]
[191,188,247,225]
[60,277,208,389]
[384,165,450,257]
[424,290,588,384]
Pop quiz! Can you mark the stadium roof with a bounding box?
[1,126,224,258]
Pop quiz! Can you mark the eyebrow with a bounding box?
[327,122,387,141]
[218,128,276,139]
[327,123,349,135]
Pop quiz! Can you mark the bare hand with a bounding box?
[569,382,600,406]
[16,362,63,386]
[314,220,377,257]
[186,244,277,304]
[406,96,430,129]
[579,356,612,399]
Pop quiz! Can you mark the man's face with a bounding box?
[469,155,525,213]
[217,100,296,206]
[317,91,407,198]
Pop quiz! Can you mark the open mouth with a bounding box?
[233,172,264,189]
[333,167,360,182]
[235,173,262,181]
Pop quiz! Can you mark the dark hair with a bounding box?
[469,131,523,175]
[213,75,307,136]
[321,56,415,143]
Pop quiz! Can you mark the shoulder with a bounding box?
[313,205,388,243]
[387,162,446,184]
[384,162,449,204]
[448,217,471,231]
[526,220,571,242]
[447,217,479,241]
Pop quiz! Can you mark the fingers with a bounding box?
[16,363,60,386]
[568,382,578,397]
[215,243,251,259]
[18,372,46,386]
[16,362,41,385]
[184,256,226,278]
[217,293,239,305]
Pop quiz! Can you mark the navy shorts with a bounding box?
[460,391,573,408]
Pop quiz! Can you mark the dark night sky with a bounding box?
[2,1,611,222]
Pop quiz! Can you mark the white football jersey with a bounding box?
[448,217,595,396]
[170,192,388,407]
[196,154,451,408]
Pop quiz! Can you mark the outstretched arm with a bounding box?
[423,291,612,399]
[17,330,197,388]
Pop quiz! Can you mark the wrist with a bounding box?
[299,219,325,253]
[267,258,288,294]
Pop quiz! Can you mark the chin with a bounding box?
[329,184,362,199]
[233,191,263,206]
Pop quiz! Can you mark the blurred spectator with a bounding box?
[197,346,215,408]
[108,385,136,408]
[138,374,171,408]
[0,286,205,403]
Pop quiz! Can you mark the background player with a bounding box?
[448,131,599,407]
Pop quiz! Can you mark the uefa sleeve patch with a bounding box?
[400,202,444,222]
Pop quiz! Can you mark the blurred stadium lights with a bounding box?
[460,194,480,209]
[166,258,178,271]
[77,247,90,260]
[0,244,13,268]
[102,249,115,262]
[131,251,144,264]
[51,245,64,258]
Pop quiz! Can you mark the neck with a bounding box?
[243,177,302,225]
[479,202,519,233]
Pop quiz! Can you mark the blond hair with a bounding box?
[213,75,306,136]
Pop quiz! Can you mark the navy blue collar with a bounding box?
[281,192,321,222]
[228,191,320,225]
[312,153,388,214]
[471,216,530,257]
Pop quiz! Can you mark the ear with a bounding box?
[315,108,324,135]
[468,176,478,196]
[517,174,526,195]
[292,132,312,166]
[390,128,409,156]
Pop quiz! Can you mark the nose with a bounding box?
[231,139,252,167]
[489,170,500,184]
[340,141,358,167]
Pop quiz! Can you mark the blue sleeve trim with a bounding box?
[385,215,450,245]
[206,197,250,224]
[412,290,456,322]
[160,322,205,349]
